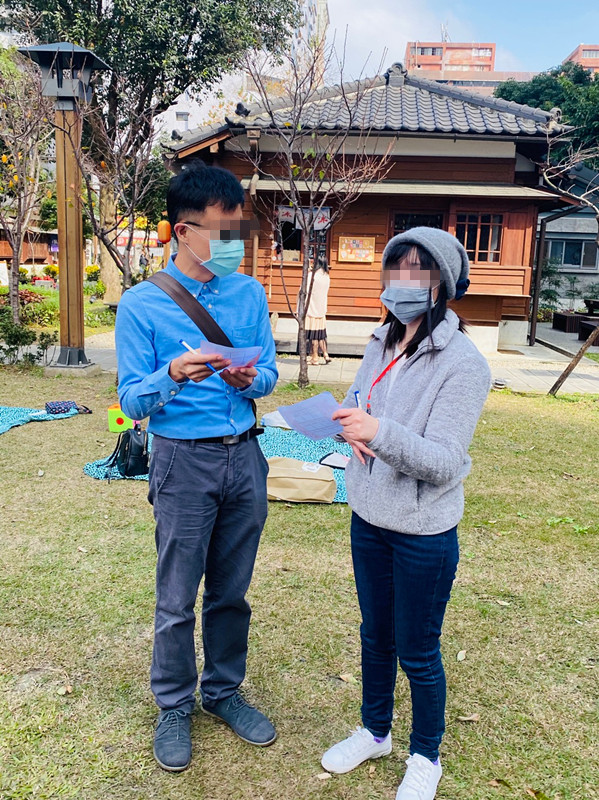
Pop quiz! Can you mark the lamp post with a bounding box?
[18,42,110,368]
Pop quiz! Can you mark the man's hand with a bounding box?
[169,351,231,383]
[332,408,379,465]
[219,365,258,390]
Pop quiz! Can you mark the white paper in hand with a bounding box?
[278,391,343,440]
[199,339,262,368]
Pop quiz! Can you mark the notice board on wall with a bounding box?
[338,236,376,263]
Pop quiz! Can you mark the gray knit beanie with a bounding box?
[382,227,470,300]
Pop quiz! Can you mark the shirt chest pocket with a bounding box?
[229,324,258,347]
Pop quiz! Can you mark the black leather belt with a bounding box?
[192,428,263,445]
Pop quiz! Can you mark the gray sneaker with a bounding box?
[153,708,192,772]
[201,691,276,746]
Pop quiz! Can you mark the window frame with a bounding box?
[275,220,330,266]
[391,211,445,238]
[455,212,503,264]
[546,238,599,271]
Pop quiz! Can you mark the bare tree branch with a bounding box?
[0,49,53,322]
[236,39,396,386]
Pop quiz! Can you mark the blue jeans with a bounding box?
[350,512,459,761]
[148,435,269,713]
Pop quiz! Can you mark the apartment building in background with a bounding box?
[563,44,599,74]
[402,39,599,97]
[405,40,496,72]
[402,40,532,96]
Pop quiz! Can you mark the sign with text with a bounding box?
[338,236,376,263]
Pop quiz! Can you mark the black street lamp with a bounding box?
[18,42,110,369]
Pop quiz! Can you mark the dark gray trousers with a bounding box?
[148,434,269,713]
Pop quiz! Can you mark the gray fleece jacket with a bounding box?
[343,310,491,535]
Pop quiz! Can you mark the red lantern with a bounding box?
[157,220,171,244]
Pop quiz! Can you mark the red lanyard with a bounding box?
[366,354,403,413]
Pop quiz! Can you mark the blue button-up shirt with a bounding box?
[115,259,278,439]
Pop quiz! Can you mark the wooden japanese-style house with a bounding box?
[165,63,570,352]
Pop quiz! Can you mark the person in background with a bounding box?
[115,164,278,774]
[138,248,149,275]
[305,254,331,365]
[320,227,491,800]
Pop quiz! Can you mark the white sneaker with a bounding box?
[321,727,392,774]
[395,753,442,800]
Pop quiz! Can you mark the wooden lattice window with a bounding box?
[456,213,503,263]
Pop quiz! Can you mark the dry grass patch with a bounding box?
[0,369,597,800]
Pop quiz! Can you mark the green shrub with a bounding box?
[0,317,57,365]
[18,267,29,284]
[537,307,554,323]
[583,282,599,298]
[94,279,106,299]
[84,279,106,299]
[84,306,115,328]
[0,318,36,364]
[21,301,60,327]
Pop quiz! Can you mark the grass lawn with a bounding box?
[0,369,597,800]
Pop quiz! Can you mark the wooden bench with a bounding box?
[578,319,599,340]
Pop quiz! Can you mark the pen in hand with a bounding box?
[179,339,219,374]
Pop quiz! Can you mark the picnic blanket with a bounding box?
[84,427,352,503]
[0,405,79,435]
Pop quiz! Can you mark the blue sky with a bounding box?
[327,0,599,78]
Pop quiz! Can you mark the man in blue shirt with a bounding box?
[115,164,278,772]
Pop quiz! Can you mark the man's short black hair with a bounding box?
[167,163,245,239]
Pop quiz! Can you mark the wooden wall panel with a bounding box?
[216,152,516,185]
[385,157,515,183]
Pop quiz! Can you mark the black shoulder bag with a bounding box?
[104,422,149,481]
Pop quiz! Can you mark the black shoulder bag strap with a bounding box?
[147,271,233,347]
[146,271,260,427]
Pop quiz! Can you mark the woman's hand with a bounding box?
[333,407,379,443]
[332,408,379,465]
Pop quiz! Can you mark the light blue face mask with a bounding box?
[184,234,245,277]
[380,286,436,324]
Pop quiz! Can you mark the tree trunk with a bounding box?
[121,222,135,291]
[98,187,122,303]
[297,311,308,388]
[548,324,599,396]
[297,233,311,388]
[9,249,20,324]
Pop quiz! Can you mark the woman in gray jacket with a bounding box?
[321,228,491,800]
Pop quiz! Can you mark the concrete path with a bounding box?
[534,321,599,357]
[84,330,599,394]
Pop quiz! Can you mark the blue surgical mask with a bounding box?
[380,286,436,324]
[184,235,245,277]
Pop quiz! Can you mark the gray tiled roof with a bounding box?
[168,63,566,153]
